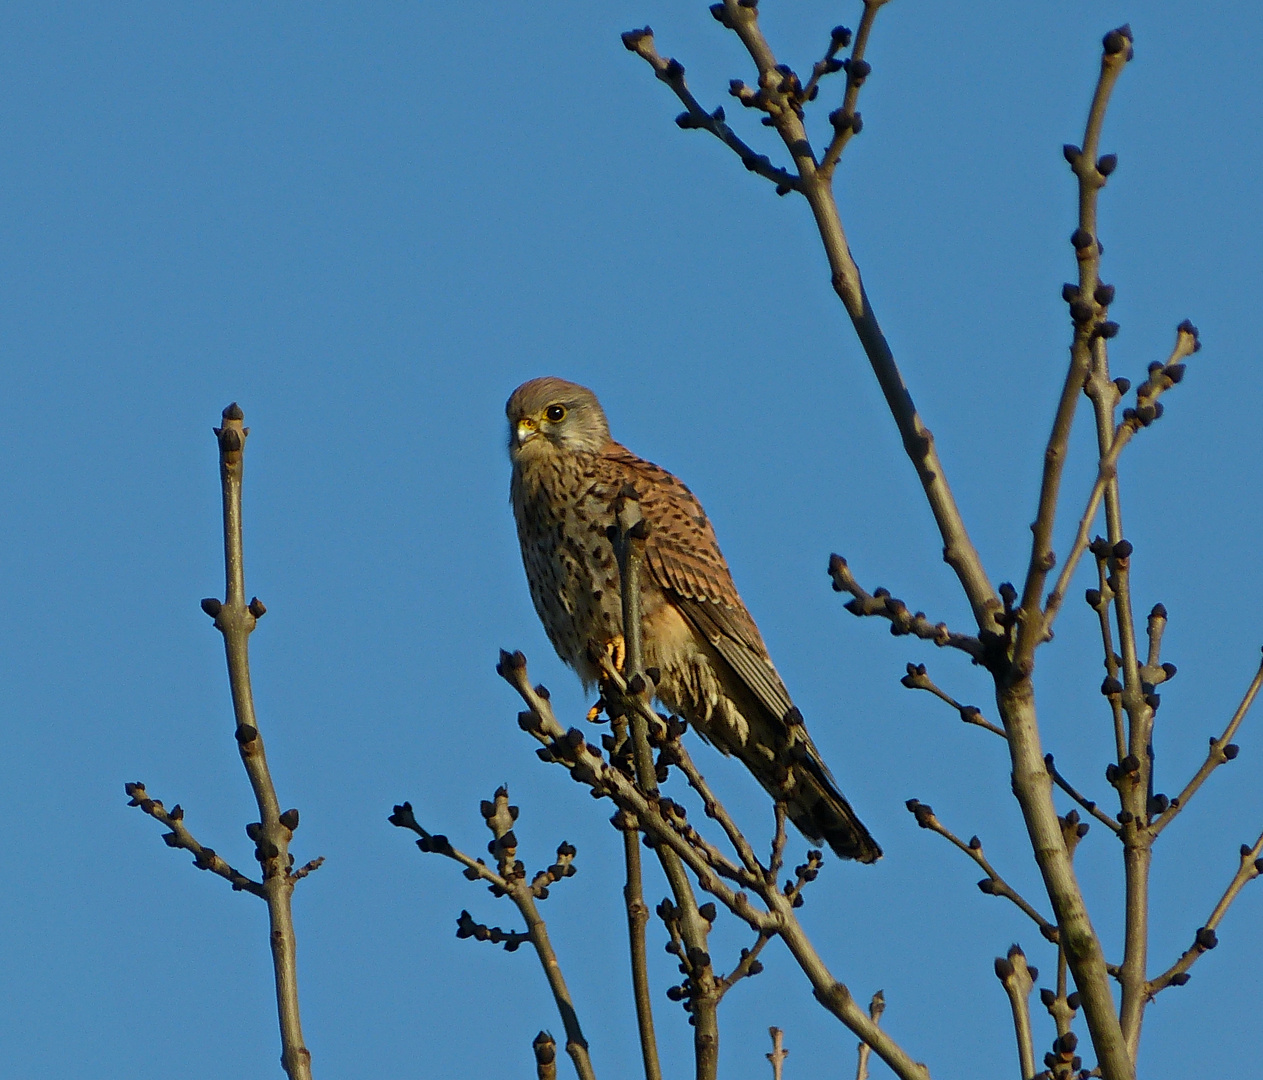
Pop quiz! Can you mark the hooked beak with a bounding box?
[515,418,539,448]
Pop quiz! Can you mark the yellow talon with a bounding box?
[606,634,626,675]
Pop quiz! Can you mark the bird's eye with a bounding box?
[545,404,567,423]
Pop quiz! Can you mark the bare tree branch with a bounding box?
[1146,831,1263,996]
[995,946,1037,1080]
[855,990,885,1080]
[1150,653,1263,837]
[390,795,597,1080]
[829,555,985,661]
[124,782,264,896]
[767,1027,788,1080]
[906,801,1058,943]
[899,663,1006,738]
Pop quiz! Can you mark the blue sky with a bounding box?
[1,3,1260,1077]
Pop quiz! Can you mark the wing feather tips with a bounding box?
[792,754,883,863]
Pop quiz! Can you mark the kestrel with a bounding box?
[506,376,880,862]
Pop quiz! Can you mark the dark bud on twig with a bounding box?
[1063,144,1081,165]
[246,822,263,840]
[848,59,871,83]
[675,111,699,130]
[1097,154,1118,176]
[1094,283,1116,305]
[200,597,222,617]
[249,597,267,618]
[1195,927,1219,950]
[1040,988,1056,1007]
[1170,972,1191,986]
[709,3,732,26]
[1161,662,1177,681]
[235,724,259,744]
[1102,27,1130,55]
[1147,794,1169,816]
[255,839,280,861]
[1071,228,1094,250]
[1166,363,1187,383]
[1177,319,1202,350]
[1101,677,1123,696]
[1085,588,1102,607]
[978,878,998,895]
[1067,991,1081,1010]
[994,956,1014,980]
[222,402,244,422]
[664,59,684,81]
[1222,744,1240,760]
[1095,321,1120,339]
[169,804,183,820]
[162,832,179,847]
[1062,283,1081,302]
[388,802,417,829]
[905,799,935,828]
[968,835,981,850]
[999,581,1017,607]
[1070,300,1094,324]
[1056,1032,1079,1054]
[1120,754,1140,774]
[831,25,853,47]
[279,808,299,830]
[1113,539,1133,559]
[1113,377,1131,395]
[823,59,844,75]
[698,902,717,923]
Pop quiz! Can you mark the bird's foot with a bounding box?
[605,634,626,676]
[586,697,607,724]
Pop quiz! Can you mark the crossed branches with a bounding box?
[621,6,1260,1080]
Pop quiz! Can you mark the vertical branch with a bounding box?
[613,708,664,1080]
[612,493,720,1080]
[995,947,1037,1080]
[767,1027,788,1080]
[854,991,885,1080]
[205,404,312,1080]
[512,889,598,1080]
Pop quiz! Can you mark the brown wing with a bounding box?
[601,443,795,726]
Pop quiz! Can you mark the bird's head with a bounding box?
[506,377,610,464]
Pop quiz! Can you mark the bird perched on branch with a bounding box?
[506,376,880,862]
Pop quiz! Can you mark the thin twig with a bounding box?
[767,1027,789,1080]
[124,783,264,896]
[621,28,800,193]
[202,404,313,1080]
[1146,830,1263,996]
[820,0,889,178]
[1041,325,1201,637]
[391,795,597,1080]
[618,755,663,1080]
[899,663,1006,738]
[854,990,885,1080]
[829,555,984,661]
[995,947,1037,1080]
[1044,755,1121,835]
[906,801,1058,942]
[1150,653,1263,836]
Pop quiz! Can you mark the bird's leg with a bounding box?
[585,697,608,724]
